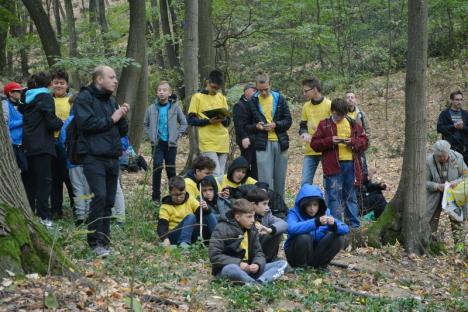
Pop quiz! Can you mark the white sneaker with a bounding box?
[40,218,54,228]
[93,246,110,258]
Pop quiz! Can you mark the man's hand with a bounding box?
[256,122,265,131]
[162,238,171,247]
[449,181,459,188]
[240,262,250,272]
[209,117,224,124]
[436,184,445,192]
[264,122,276,131]
[319,215,328,225]
[326,216,335,225]
[241,137,251,149]
[301,133,312,143]
[332,136,342,144]
[111,102,130,123]
[249,263,259,274]
[454,121,464,129]
[256,223,272,235]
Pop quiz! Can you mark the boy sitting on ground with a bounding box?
[219,156,257,191]
[157,176,216,247]
[285,184,349,268]
[199,176,231,222]
[209,199,288,284]
[185,155,217,199]
[245,188,288,262]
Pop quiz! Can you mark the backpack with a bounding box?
[65,117,81,165]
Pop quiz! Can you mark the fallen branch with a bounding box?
[140,294,182,307]
[333,285,382,299]
[330,261,361,271]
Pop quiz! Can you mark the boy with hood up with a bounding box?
[285,184,349,268]
[199,175,231,222]
[219,156,257,191]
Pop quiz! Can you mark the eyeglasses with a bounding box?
[303,89,313,94]
[453,98,463,101]
[11,90,22,93]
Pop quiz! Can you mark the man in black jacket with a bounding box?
[73,65,129,257]
[233,82,258,179]
[245,71,292,198]
[437,90,467,165]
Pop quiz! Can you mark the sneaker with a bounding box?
[179,242,190,249]
[93,246,110,258]
[40,218,54,229]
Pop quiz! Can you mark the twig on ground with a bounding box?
[140,294,182,307]
[333,285,382,299]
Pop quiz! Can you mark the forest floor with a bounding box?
[1,58,467,311]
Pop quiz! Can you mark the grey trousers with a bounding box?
[256,141,288,198]
[202,152,227,182]
[112,176,125,220]
[69,166,90,221]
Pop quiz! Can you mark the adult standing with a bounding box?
[437,91,467,165]
[22,72,64,227]
[299,78,331,185]
[246,71,292,198]
[426,140,466,243]
[187,70,230,180]
[73,65,129,257]
[233,82,258,179]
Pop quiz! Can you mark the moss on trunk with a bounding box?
[366,204,402,248]
[0,204,74,278]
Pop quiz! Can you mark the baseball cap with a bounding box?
[243,82,256,92]
[3,82,25,96]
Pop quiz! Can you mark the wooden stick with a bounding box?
[199,183,203,240]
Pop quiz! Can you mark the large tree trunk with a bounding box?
[89,0,98,24]
[181,0,199,173]
[22,0,61,67]
[97,0,110,56]
[150,0,165,68]
[0,0,15,73]
[64,0,82,89]
[367,0,430,254]
[115,0,147,151]
[198,0,215,85]
[0,109,72,278]
[53,0,62,38]
[160,0,179,68]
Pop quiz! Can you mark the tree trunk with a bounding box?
[0,29,8,74]
[315,0,325,69]
[115,0,147,151]
[160,0,179,67]
[181,0,199,173]
[198,0,215,85]
[150,0,165,68]
[53,0,61,38]
[0,109,73,279]
[367,0,429,254]
[22,0,61,67]
[167,0,180,63]
[97,0,110,55]
[89,0,98,24]
[64,0,82,89]
[19,3,30,78]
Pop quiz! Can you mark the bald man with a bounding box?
[73,65,129,257]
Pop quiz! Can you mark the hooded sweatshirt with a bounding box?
[199,175,231,221]
[220,156,257,189]
[284,184,349,251]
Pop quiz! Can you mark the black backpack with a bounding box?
[65,117,81,165]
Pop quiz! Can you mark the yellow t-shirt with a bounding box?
[258,94,278,141]
[240,231,249,261]
[53,96,71,138]
[301,98,331,155]
[158,195,200,230]
[184,178,199,199]
[188,92,230,153]
[220,175,257,190]
[336,118,353,161]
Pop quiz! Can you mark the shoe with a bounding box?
[179,242,190,249]
[40,218,54,229]
[93,246,110,258]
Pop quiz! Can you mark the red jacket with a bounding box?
[311,116,368,185]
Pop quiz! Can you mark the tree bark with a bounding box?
[0,108,72,278]
[167,0,180,62]
[181,0,199,173]
[97,0,110,55]
[367,0,430,254]
[53,0,61,38]
[150,0,165,68]
[160,0,179,68]
[198,0,215,85]
[89,0,98,24]
[64,0,82,88]
[22,0,61,67]
[115,0,147,151]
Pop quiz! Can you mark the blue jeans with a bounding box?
[324,161,360,228]
[152,140,177,200]
[168,214,197,245]
[301,155,321,186]
[218,260,288,284]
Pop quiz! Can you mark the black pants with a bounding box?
[286,233,346,268]
[260,234,282,263]
[12,144,34,207]
[27,154,53,220]
[51,142,75,218]
[83,155,119,248]
[240,145,258,180]
[152,140,177,201]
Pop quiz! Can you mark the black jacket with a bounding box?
[437,108,468,154]
[73,85,128,158]
[208,211,266,276]
[245,92,292,151]
[233,96,254,147]
[21,91,63,157]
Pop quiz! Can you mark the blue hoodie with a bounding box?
[25,87,49,104]
[284,184,349,251]
[2,99,23,145]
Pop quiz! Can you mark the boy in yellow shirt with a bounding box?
[299,78,331,185]
[184,155,217,199]
[187,70,230,180]
[219,156,257,191]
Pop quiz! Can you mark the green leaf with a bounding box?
[45,292,59,309]
[124,296,142,312]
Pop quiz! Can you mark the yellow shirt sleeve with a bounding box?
[159,204,172,221]
[301,104,307,121]
[188,93,200,115]
[188,195,200,213]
